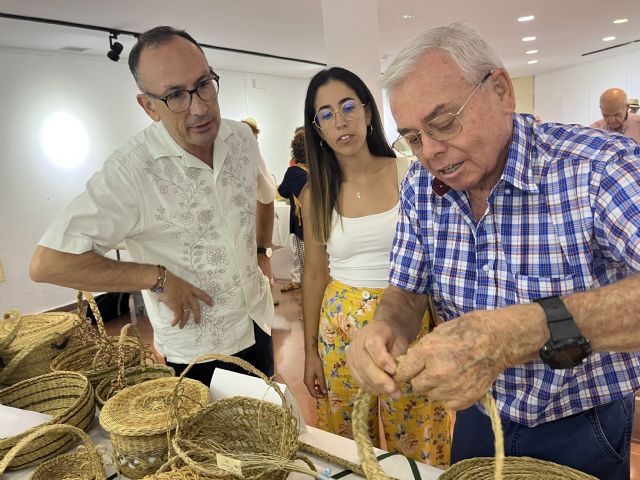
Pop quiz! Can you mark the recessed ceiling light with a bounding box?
[518,15,535,22]
[522,36,536,42]
[613,18,628,24]
[602,36,616,42]
[526,49,538,55]
[399,14,413,20]
[527,59,539,65]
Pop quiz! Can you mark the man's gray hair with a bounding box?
[381,22,504,91]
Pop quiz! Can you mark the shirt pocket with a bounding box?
[514,273,579,303]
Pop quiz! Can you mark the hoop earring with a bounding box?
[320,139,326,149]
[367,124,373,135]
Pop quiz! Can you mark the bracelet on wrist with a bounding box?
[150,264,167,294]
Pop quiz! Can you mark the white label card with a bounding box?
[216,453,243,476]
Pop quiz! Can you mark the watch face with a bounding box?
[554,346,587,368]
[541,338,591,369]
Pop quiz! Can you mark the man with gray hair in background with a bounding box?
[591,87,640,143]
[347,22,640,479]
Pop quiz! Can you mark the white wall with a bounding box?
[535,47,640,125]
[0,47,308,313]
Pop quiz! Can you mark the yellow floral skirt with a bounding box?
[317,279,451,467]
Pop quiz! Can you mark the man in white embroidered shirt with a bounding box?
[29,26,277,385]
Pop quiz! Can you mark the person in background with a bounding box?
[300,67,450,466]
[242,116,260,139]
[242,115,281,306]
[591,88,640,143]
[347,22,640,480]
[628,97,639,115]
[278,127,307,293]
[30,26,276,386]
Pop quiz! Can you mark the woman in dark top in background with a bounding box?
[278,127,307,292]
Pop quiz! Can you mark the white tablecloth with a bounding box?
[4,417,443,480]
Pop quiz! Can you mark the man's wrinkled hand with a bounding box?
[395,311,509,410]
[346,321,410,400]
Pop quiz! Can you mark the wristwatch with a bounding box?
[257,246,272,258]
[534,295,592,369]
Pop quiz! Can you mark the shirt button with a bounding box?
[505,188,512,195]
[482,264,490,272]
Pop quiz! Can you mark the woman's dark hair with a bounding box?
[291,128,306,165]
[128,26,204,90]
[303,67,395,244]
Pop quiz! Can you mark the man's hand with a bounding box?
[346,320,411,400]
[158,270,214,328]
[257,254,274,286]
[395,310,514,410]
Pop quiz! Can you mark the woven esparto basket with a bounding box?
[170,354,318,480]
[99,375,210,479]
[0,370,95,470]
[0,309,79,385]
[0,423,106,480]
[352,388,597,480]
[94,322,173,407]
[50,291,145,388]
[96,363,176,407]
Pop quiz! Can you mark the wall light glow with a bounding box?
[41,112,89,168]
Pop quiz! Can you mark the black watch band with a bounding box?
[534,295,591,369]
[535,296,581,338]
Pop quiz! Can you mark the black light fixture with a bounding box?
[107,32,123,62]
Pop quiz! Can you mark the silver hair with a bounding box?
[380,22,504,91]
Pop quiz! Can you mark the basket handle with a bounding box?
[0,423,105,478]
[82,291,108,338]
[173,353,287,405]
[113,323,147,390]
[0,311,25,352]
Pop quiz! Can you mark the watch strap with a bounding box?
[534,296,581,339]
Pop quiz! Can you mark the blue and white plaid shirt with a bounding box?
[390,113,640,426]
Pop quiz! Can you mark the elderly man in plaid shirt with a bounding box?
[347,22,640,480]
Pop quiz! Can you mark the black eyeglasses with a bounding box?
[392,71,492,156]
[145,68,220,113]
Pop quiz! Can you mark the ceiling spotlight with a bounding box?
[526,49,538,55]
[522,36,536,42]
[613,18,628,24]
[527,59,539,64]
[518,15,535,22]
[107,33,124,62]
[602,36,616,42]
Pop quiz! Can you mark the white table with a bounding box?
[4,418,443,480]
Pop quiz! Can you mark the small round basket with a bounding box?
[0,310,79,385]
[438,456,598,480]
[50,293,145,388]
[352,388,597,480]
[95,364,176,407]
[0,371,95,470]
[170,354,305,480]
[0,424,105,480]
[99,376,209,479]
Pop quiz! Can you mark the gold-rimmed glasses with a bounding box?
[392,71,492,156]
[313,99,366,129]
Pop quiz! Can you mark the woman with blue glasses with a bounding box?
[299,67,451,467]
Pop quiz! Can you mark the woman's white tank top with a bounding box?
[325,203,399,288]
